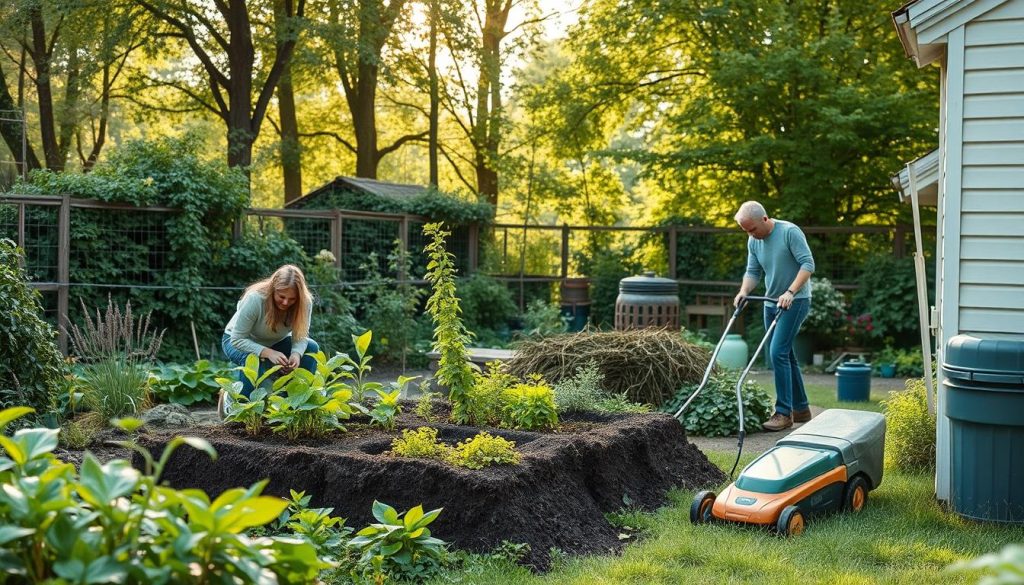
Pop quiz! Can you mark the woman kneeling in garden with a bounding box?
[221,264,319,401]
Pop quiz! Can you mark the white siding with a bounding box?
[959,1,1024,335]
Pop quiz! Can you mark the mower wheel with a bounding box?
[690,490,717,524]
[777,505,805,537]
[844,475,869,513]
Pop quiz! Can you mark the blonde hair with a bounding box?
[243,264,312,341]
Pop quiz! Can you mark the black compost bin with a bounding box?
[942,334,1024,523]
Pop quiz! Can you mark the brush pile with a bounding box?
[506,329,711,407]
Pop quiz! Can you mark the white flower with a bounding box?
[315,249,336,264]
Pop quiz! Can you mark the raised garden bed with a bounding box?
[135,408,725,569]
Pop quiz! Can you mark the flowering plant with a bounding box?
[843,312,879,348]
[803,277,847,344]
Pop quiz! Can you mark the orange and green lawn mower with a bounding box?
[675,295,886,536]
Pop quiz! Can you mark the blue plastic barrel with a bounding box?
[836,361,872,402]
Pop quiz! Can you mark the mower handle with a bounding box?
[734,295,783,314]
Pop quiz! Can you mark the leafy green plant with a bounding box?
[0,406,324,583]
[948,544,1024,584]
[445,431,520,470]
[0,240,67,418]
[466,361,518,426]
[500,376,559,431]
[553,360,605,413]
[874,346,925,378]
[882,378,936,471]
[356,242,429,368]
[221,354,282,435]
[149,359,232,405]
[349,501,447,583]
[853,255,930,346]
[306,250,360,355]
[340,330,383,402]
[415,390,440,422]
[458,272,519,337]
[391,427,452,459]
[663,373,772,437]
[265,361,359,440]
[368,377,416,431]
[594,392,653,414]
[80,357,150,419]
[423,223,476,423]
[276,489,352,565]
[521,298,568,337]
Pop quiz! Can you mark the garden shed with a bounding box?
[281,176,489,279]
[892,0,1024,504]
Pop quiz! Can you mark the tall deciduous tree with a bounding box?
[320,0,426,179]
[134,0,306,171]
[541,0,937,226]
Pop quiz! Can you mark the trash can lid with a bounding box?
[618,271,678,295]
[944,334,1024,376]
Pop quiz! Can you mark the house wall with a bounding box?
[957,0,1024,336]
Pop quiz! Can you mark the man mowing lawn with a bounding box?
[733,201,815,432]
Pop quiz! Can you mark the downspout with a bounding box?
[907,162,936,415]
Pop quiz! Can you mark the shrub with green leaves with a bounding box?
[0,407,324,583]
[466,361,518,426]
[149,359,233,405]
[0,239,67,417]
[368,377,417,431]
[415,390,440,422]
[553,360,605,413]
[594,392,653,414]
[356,243,428,367]
[391,427,453,460]
[663,373,772,437]
[423,223,476,423]
[803,277,848,345]
[500,377,559,431]
[882,378,936,471]
[521,299,568,337]
[446,431,520,470]
[458,273,518,337]
[349,501,447,583]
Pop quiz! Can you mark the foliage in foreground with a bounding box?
[663,372,773,437]
[0,407,324,583]
[882,378,936,471]
[149,359,234,405]
[0,240,67,418]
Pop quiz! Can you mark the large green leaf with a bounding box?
[0,428,59,464]
[371,500,400,525]
[0,407,34,431]
[77,456,140,507]
[354,330,372,358]
[219,496,289,532]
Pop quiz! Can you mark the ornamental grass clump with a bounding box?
[508,329,709,407]
[882,378,936,471]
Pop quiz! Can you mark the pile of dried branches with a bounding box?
[506,329,712,407]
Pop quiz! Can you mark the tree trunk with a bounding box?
[428,0,439,187]
[226,1,256,171]
[57,47,82,167]
[81,62,111,172]
[0,62,41,172]
[29,4,62,171]
[353,61,379,179]
[277,61,302,202]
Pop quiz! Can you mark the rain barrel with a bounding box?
[716,334,749,370]
[942,334,1024,523]
[836,361,872,402]
[560,278,591,332]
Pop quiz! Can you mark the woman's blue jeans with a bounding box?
[221,334,319,397]
[763,298,810,417]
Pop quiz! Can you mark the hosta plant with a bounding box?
[276,490,352,564]
[349,501,447,582]
[149,359,233,405]
[265,364,359,441]
[0,407,325,583]
[367,376,415,432]
[500,376,559,431]
[220,354,282,435]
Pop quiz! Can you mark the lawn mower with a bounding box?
[674,295,886,536]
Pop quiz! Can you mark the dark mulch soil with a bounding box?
[134,408,725,569]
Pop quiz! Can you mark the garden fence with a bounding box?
[0,193,933,355]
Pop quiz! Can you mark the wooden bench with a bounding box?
[425,347,516,374]
[685,292,740,332]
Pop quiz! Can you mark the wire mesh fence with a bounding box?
[2,193,931,357]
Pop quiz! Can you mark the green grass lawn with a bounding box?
[426,388,1024,585]
[804,383,888,412]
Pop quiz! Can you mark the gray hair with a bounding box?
[735,201,767,222]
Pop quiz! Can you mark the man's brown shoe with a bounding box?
[762,413,793,432]
[793,409,812,423]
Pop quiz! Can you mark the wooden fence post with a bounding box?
[467,223,480,274]
[668,225,678,279]
[560,224,570,279]
[398,215,410,282]
[57,195,70,354]
[331,210,343,271]
[893,225,906,258]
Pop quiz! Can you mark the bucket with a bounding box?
[836,361,872,402]
[716,334,749,370]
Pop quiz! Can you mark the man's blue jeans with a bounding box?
[221,334,320,397]
[763,298,810,417]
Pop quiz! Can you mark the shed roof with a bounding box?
[287,176,429,209]
[891,148,939,206]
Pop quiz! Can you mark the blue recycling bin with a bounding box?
[836,361,872,402]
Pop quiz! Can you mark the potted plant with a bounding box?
[874,346,899,378]
[801,277,848,354]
